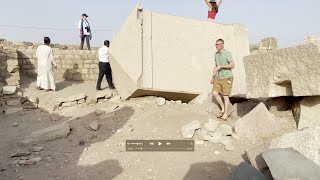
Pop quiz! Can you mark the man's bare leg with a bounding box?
[222,95,230,120]
[212,91,225,116]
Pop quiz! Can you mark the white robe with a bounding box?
[36,45,56,91]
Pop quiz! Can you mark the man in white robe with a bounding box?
[36,37,57,91]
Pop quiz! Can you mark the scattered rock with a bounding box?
[216,124,233,136]
[181,120,201,139]
[203,118,220,132]
[22,101,38,109]
[94,109,106,116]
[231,133,240,140]
[19,123,70,145]
[262,148,320,180]
[96,91,112,100]
[156,97,166,106]
[20,97,28,104]
[208,131,223,144]
[292,96,320,130]
[111,105,120,111]
[78,99,86,104]
[6,98,21,106]
[5,107,23,115]
[176,100,182,104]
[227,162,267,180]
[219,136,233,146]
[109,95,121,103]
[18,176,24,180]
[67,93,86,102]
[214,151,221,155]
[89,121,99,131]
[12,122,18,127]
[196,128,208,137]
[49,113,61,121]
[235,103,279,140]
[246,126,320,172]
[17,92,23,96]
[32,146,44,152]
[2,86,16,95]
[195,140,204,145]
[10,151,31,158]
[26,96,39,104]
[225,145,235,151]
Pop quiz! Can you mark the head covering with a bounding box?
[82,13,88,17]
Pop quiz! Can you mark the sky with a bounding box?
[0,0,319,47]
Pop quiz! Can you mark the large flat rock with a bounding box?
[110,5,250,101]
[235,103,279,140]
[292,96,320,130]
[244,44,320,98]
[246,126,320,172]
[262,148,320,180]
[19,123,70,146]
[227,162,266,180]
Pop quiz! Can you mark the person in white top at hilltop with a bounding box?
[78,13,92,51]
[96,40,115,90]
[36,37,57,91]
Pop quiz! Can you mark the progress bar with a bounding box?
[126,140,194,152]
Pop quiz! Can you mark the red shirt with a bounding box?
[208,10,217,20]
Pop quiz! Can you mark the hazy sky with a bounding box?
[0,0,319,47]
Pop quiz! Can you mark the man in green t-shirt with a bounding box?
[211,39,235,121]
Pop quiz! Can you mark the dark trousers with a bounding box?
[96,62,115,89]
[80,35,91,50]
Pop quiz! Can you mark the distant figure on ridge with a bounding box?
[78,13,92,51]
[204,0,223,21]
[36,37,57,91]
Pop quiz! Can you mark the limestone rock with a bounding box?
[208,131,223,144]
[232,100,262,118]
[156,97,166,106]
[22,101,37,109]
[10,151,31,157]
[6,98,21,106]
[219,136,233,147]
[32,146,44,152]
[262,148,320,180]
[67,93,86,102]
[235,103,279,140]
[292,96,320,130]
[216,124,233,136]
[19,123,70,145]
[96,91,112,100]
[246,126,320,172]
[3,86,16,95]
[89,121,99,131]
[181,120,201,139]
[12,122,18,127]
[26,96,39,104]
[203,119,219,132]
[227,162,267,180]
[5,107,23,115]
[225,145,235,151]
[244,44,320,98]
[94,109,106,116]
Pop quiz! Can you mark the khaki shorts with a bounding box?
[212,78,233,96]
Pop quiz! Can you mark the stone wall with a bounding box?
[0,41,20,86]
[0,40,100,82]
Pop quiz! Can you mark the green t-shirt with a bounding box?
[215,49,233,79]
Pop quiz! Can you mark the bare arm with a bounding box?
[218,61,235,70]
[204,0,212,8]
[217,0,223,8]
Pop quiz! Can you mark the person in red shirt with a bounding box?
[204,0,223,21]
